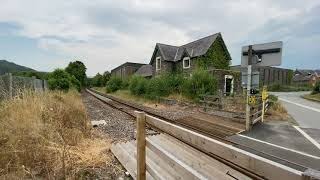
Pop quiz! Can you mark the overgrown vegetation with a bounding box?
[312,81,320,94]
[48,69,81,91]
[88,71,111,87]
[12,71,49,80]
[0,90,110,179]
[48,61,87,91]
[268,84,311,92]
[107,69,217,100]
[106,76,123,93]
[303,81,320,102]
[196,36,231,70]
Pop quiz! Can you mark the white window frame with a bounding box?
[183,57,191,69]
[156,57,161,71]
[224,75,234,95]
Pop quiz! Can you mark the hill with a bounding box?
[0,60,35,75]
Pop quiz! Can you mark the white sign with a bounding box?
[241,41,283,67]
[241,71,259,88]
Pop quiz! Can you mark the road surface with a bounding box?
[271,91,320,129]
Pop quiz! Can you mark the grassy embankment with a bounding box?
[268,84,311,92]
[0,90,110,179]
[303,93,320,102]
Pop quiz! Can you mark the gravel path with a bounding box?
[82,91,136,180]
[82,91,136,143]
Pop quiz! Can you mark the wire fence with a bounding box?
[0,73,48,101]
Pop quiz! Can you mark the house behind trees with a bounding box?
[149,32,232,76]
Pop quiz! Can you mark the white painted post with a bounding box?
[136,111,146,180]
[245,65,252,130]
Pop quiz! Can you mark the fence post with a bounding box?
[261,86,268,122]
[135,111,146,180]
[32,76,36,91]
[8,73,13,99]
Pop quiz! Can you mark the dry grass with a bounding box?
[0,90,111,179]
[303,93,320,102]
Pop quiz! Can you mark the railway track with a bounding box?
[86,88,311,179]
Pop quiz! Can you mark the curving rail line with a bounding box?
[86,88,310,179]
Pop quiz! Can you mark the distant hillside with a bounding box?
[0,60,35,75]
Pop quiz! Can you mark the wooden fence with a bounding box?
[135,111,319,180]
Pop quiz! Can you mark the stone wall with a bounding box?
[207,69,242,95]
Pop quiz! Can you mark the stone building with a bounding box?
[148,32,232,77]
[111,62,146,79]
[231,65,292,86]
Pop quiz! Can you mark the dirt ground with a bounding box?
[82,91,135,180]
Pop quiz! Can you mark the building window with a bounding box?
[183,57,190,69]
[156,57,161,71]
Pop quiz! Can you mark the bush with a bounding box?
[146,76,170,98]
[129,76,148,95]
[48,69,81,91]
[106,76,123,93]
[69,75,81,92]
[48,69,72,91]
[312,81,320,94]
[182,69,217,99]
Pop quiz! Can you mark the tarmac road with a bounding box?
[271,91,320,129]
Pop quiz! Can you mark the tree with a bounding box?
[101,71,111,86]
[48,69,81,91]
[48,69,72,91]
[65,61,87,87]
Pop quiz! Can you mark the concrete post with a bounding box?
[32,76,36,91]
[135,111,146,180]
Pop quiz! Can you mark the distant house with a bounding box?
[111,62,146,79]
[149,32,232,76]
[231,65,292,86]
[135,64,153,78]
[293,69,320,86]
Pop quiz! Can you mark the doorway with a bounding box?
[224,75,234,96]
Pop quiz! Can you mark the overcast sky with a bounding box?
[0,0,319,76]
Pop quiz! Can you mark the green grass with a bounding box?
[303,93,320,102]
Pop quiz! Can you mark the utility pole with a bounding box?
[245,45,253,131]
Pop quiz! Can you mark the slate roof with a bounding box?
[135,64,153,77]
[293,74,312,82]
[295,69,315,76]
[155,33,222,62]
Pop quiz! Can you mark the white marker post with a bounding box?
[245,46,253,131]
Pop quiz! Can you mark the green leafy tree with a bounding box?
[65,61,87,87]
[48,69,72,91]
[102,71,111,86]
[48,69,81,91]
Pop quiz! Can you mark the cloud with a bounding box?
[0,0,319,75]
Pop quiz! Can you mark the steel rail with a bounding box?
[86,88,309,178]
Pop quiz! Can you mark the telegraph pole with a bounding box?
[245,45,253,131]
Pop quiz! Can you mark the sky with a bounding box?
[0,0,319,76]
